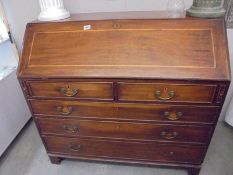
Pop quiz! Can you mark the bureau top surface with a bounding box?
[18,11,230,81]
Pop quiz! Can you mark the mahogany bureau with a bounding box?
[17,12,230,175]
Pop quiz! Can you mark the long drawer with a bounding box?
[44,136,206,164]
[37,118,212,144]
[26,81,113,100]
[118,82,217,103]
[30,100,219,124]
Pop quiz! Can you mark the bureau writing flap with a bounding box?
[18,12,230,81]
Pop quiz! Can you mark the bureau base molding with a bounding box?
[18,12,231,175]
[48,154,201,175]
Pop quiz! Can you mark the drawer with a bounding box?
[118,83,217,103]
[37,118,212,144]
[30,100,116,118]
[117,104,219,124]
[26,81,113,100]
[31,100,219,124]
[44,136,206,164]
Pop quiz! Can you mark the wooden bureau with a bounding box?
[17,12,230,175]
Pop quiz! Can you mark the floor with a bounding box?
[0,121,233,175]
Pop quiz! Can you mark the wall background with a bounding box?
[0,40,17,66]
[1,0,232,121]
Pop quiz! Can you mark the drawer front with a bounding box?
[31,100,219,124]
[118,83,217,103]
[117,104,219,124]
[30,100,116,118]
[44,136,206,164]
[37,118,212,144]
[27,81,113,100]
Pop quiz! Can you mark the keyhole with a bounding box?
[116,125,120,129]
[169,152,174,156]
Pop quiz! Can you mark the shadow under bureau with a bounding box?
[17,12,230,175]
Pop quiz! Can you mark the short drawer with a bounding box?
[37,118,212,144]
[118,83,217,103]
[44,136,206,164]
[31,100,219,124]
[26,81,113,100]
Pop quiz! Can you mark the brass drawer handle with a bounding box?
[155,88,175,101]
[60,85,79,97]
[69,144,82,152]
[163,111,183,121]
[56,106,73,115]
[63,125,79,134]
[161,131,178,140]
